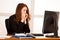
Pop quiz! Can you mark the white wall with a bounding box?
[0,0,31,13]
[34,0,60,16]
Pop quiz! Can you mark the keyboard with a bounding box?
[32,34,44,36]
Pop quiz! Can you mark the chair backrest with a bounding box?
[5,19,9,34]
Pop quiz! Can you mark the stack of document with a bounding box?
[13,33,35,38]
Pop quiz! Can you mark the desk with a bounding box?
[0,35,60,40]
[0,37,60,40]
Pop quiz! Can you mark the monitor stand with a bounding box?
[45,32,59,38]
[45,35,59,38]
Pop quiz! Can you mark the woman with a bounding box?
[6,3,30,35]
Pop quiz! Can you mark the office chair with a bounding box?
[5,19,11,35]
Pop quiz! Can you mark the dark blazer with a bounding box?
[5,14,30,35]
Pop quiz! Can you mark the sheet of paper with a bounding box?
[15,33,26,36]
[0,35,11,39]
[35,36,46,38]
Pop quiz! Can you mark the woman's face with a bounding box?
[21,6,27,18]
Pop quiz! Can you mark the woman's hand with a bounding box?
[24,14,28,24]
[21,13,28,24]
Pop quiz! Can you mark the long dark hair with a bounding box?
[15,3,30,25]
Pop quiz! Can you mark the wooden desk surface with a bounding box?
[0,37,60,40]
[0,35,60,40]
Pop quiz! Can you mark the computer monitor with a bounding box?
[42,10,59,37]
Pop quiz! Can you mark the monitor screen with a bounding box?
[42,11,59,34]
